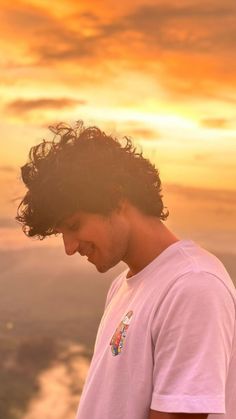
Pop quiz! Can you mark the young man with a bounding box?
[17,122,236,419]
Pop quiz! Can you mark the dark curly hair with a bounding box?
[16,121,169,239]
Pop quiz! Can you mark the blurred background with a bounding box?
[0,1,236,418]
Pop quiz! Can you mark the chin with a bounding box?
[89,255,119,273]
[95,264,110,273]
[93,259,116,273]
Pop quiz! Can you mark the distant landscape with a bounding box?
[0,243,235,419]
[0,246,124,419]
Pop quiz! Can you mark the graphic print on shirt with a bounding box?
[110,310,133,356]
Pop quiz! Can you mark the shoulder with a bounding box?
[172,270,235,303]
[162,270,236,315]
[151,270,236,339]
[161,270,235,333]
[158,239,236,308]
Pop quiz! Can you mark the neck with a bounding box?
[122,209,179,278]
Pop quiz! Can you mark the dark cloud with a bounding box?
[101,3,236,54]
[5,98,86,116]
[78,11,101,22]
[129,128,160,140]
[195,93,236,105]
[0,4,102,65]
[33,17,101,63]
[2,2,236,67]
[0,218,17,228]
[118,121,161,141]
[3,3,53,29]
[0,217,17,228]
[165,183,236,205]
[193,153,212,162]
[217,95,236,104]
[1,1,236,103]
[127,3,234,21]
[200,118,232,129]
[0,166,16,173]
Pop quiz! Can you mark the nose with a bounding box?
[62,233,79,256]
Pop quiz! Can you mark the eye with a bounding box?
[68,221,80,232]
[53,227,62,236]
[55,231,62,236]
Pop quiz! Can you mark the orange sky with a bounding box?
[0,0,236,225]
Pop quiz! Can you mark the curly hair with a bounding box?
[16,121,169,239]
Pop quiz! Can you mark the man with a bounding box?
[16,121,236,419]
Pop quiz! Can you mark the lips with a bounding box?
[87,254,93,262]
[78,243,94,257]
[78,249,87,256]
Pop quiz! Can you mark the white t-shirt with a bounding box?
[76,240,236,419]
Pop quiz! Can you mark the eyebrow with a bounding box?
[56,218,80,231]
[53,220,66,232]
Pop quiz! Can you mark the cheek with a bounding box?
[111,222,129,254]
[94,229,115,257]
[92,226,110,249]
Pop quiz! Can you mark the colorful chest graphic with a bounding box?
[110,310,133,356]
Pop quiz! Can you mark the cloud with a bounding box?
[195,93,236,105]
[34,32,98,64]
[0,218,17,228]
[165,183,236,206]
[5,98,86,116]
[128,128,160,140]
[0,166,16,173]
[99,3,236,98]
[193,153,212,162]
[200,118,232,129]
[1,1,236,102]
[101,3,236,53]
[118,121,160,140]
[0,4,95,66]
[4,2,235,65]
[90,3,236,103]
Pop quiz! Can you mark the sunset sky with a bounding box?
[0,0,236,251]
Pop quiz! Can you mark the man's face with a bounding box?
[56,209,130,273]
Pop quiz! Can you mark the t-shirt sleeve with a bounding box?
[150,270,235,414]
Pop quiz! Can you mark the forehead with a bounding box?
[56,210,107,230]
[56,211,84,230]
